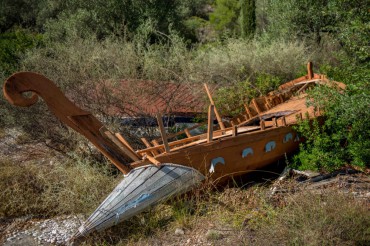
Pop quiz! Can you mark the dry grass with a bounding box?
[0,158,117,218]
[0,155,368,246]
[85,186,369,245]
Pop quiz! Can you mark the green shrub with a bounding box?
[214,73,280,116]
[0,29,43,77]
[293,84,370,171]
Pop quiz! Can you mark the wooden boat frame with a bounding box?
[3,62,346,240]
[3,62,344,184]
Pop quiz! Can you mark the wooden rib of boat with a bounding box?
[3,62,345,241]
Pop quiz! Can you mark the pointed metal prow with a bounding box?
[69,163,205,242]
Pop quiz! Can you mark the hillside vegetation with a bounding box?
[0,0,369,245]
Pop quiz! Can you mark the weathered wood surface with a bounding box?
[3,72,132,174]
[72,164,205,239]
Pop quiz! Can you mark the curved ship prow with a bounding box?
[70,164,205,242]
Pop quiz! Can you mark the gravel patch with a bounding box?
[2,215,84,245]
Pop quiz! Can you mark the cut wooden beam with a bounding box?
[207,105,214,143]
[244,104,253,118]
[307,62,313,80]
[281,116,287,126]
[141,138,152,148]
[260,120,265,130]
[115,133,136,152]
[204,84,225,131]
[156,113,170,153]
[141,137,160,156]
[146,155,161,166]
[232,125,238,137]
[100,127,140,161]
[152,139,160,146]
[184,128,192,138]
[272,117,277,127]
[252,99,261,115]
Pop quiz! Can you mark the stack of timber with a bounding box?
[3,62,345,242]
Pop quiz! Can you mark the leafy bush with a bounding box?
[293,84,370,171]
[0,29,42,76]
[214,73,280,116]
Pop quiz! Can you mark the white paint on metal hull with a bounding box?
[72,163,205,240]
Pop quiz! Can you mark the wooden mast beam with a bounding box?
[156,113,170,153]
[204,84,226,131]
[307,62,314,80]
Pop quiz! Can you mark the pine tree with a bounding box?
[239,0,255,39]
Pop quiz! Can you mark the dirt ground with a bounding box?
[0,129,369,245]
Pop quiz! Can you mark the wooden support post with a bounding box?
[244,104,253,118]
[281,116,286,126]
[184,128,192,138]
[252,98,261,115]
[232,125,238,137]
[156,113,170,153]
[207,105,214,143]
[272,117,277,127]
[260,120,265,130]
[307,62,313,80]
[278,94,284,103]
[204,84,225,131]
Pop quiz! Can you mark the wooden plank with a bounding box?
[307,61,313,80]
[260,120,265,130]
[156,113,170,153]
[115,133,136,153]
[281,116,286,126]
[152,140,160,146]
[272,117,277,127]
[184,128,192,138]
[252,98,261,115]
[146,155,161,166]
[207,105,214,143]
[232,125,238,137]
[203,84,226,131]
[100,127,140,161]
[141,138,152,148]
[244,104,253,118]
[141,138,160,156]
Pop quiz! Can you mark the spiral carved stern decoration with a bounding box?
[3,72,133,174]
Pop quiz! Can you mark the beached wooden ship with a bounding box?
[3,62,344,241]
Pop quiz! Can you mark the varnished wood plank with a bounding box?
[115,132,136,153]
[184,128,192,138]
[100,127,140,161]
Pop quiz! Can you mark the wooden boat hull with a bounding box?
[134,126,300,184]
[71,164,205,240]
